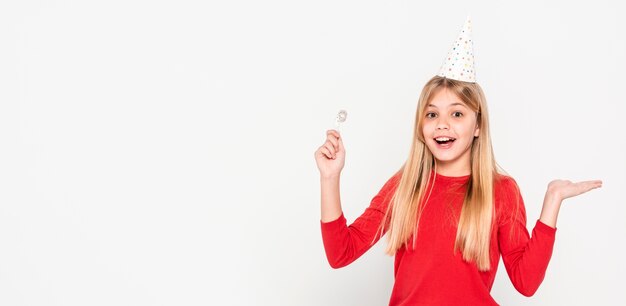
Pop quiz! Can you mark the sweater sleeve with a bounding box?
[497,177,557,297]
[320,173,401,269]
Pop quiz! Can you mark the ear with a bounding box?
[474,125,480,137]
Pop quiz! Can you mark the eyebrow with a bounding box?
[427,102,467,108]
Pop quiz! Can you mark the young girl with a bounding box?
[314,18,602,305]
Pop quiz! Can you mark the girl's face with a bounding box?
[422,88,480,175]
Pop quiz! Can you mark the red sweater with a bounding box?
[320,171,557,305]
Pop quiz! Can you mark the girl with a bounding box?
[313,19,602,306]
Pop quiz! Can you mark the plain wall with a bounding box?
[1,0,624,305]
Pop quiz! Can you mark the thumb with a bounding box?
[337,134,345,152]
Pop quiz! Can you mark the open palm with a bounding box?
[547,179,603,201]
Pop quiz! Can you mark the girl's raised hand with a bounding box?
[314,129,345,179]
[547,179,603,202]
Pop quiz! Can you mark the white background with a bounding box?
[1,0,624,305]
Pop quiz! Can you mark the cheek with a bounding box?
[461,121,477,136]
[419,125,432,143]
[421,122,433,134]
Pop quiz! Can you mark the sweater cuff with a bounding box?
[320,213,346,231]
[535,219,557,235]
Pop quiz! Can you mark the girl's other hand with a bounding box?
[314,129,345,179]
[547,179,603,202]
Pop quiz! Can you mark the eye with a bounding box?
[452,111,463,117]
[426,112,437,119]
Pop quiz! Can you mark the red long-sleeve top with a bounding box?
[320,171,557,305]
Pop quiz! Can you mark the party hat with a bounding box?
[437,16,475,82]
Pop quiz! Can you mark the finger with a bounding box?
[321,147,333,159]
[576,181,603,193]
[327,129,341,140]
[319,146,332,159]
[577,180,603,187]
[323,142,336,158]
[326,133,339,150]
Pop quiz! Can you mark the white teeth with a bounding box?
[435,137,454,141]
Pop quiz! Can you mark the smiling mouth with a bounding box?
[434,137,456,145]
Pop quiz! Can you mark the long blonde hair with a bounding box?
[378,75,502,271]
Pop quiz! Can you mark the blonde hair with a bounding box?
[377,75,504,271]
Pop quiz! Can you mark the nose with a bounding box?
[436,117,449,130]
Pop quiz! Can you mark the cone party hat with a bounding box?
[437,16,475,82]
